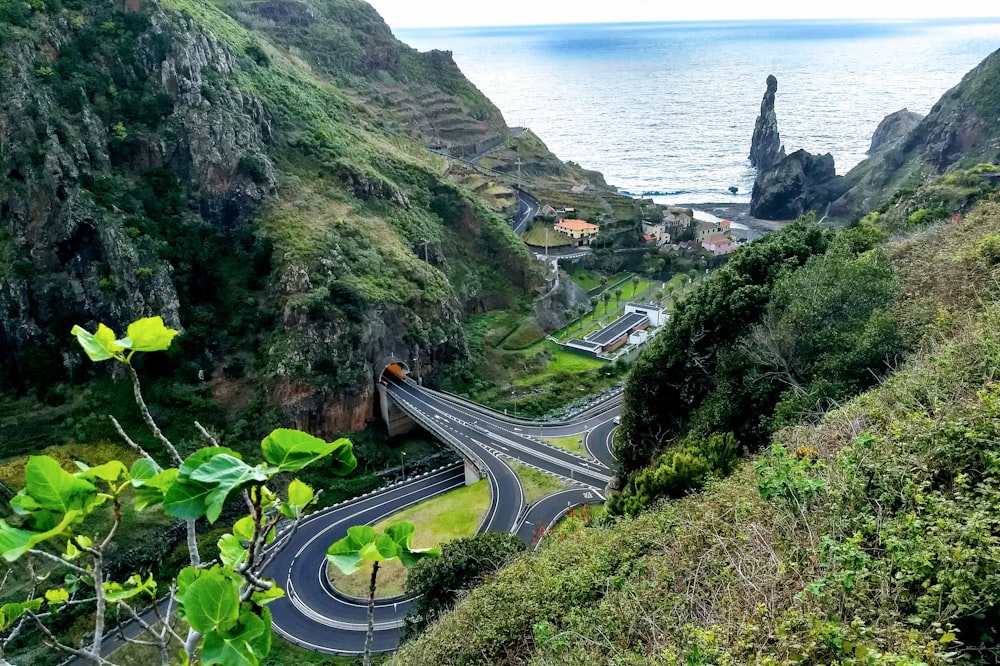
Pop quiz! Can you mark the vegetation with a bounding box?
[403,532,525,638]
[0,317,357,666]
[395,198,1000,665]
[327,480,490,599]
[542,434,585,454]
[613,215,906,514]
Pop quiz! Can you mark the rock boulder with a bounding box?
[750,149,842,220]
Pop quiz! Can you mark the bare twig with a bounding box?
[127,364,182,466]
[194,421,220,448]
[108,416,161,472]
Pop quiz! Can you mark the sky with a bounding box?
[365,0,1000,29]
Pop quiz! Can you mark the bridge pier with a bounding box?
[377,382,416,437]
[464,460,481,485]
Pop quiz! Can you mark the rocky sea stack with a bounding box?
[748,74,785,172]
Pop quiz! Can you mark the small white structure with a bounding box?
[625,302,666,327]
[628,329,650,345]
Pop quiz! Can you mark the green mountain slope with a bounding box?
[396,196,1000,665]
[831,47,1000,219]
[0,0,539,440]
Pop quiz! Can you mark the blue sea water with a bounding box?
[397,19,1000,204]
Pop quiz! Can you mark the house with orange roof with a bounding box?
[554,219,600,246]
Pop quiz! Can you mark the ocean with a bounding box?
[397,19,1000,204]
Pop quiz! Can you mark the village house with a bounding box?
[696,218,731,240]
[662,208,692,233]
[554,219,600,246]
[641,220,669,246]
[540,204,558,218]
[701,232,738,255]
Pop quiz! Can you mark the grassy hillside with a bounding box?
[0,0,539,452]
[395,196,1000,665]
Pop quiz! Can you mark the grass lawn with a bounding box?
[327,480,490,599]
[568,268,602,291]
[509,461,565,504]
[523,224,574,248]
[544,434,586,454]
[544,341,606,372]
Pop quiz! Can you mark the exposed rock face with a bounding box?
[0,9,273,379]
[749,75,785,172]
[533,273,589,332]
[750,150,841,220]
[867,108,923,154]
[830,48,1000,219]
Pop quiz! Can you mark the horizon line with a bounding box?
[393,15,1000,31]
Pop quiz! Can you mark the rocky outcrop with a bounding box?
[0,7,278,386]
[830,48,1000,219]
[533,274,589,332]
[749,75,785,172]
[867,108,923,154]
[750,150,842,220]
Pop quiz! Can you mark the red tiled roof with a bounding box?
[555,219,599,231]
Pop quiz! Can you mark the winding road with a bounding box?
[265,373,619,656]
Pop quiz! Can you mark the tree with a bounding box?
[631,276,641,297]
[616,220,830,477]
[602,292,611,315]
[614,287,623,306]
[327,522,439,665]
[600,275,608,291]
[403,532,524,637]
[0,317,357,666]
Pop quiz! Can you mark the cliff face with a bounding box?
[750,149,841,220]
[0,0,538,436]
[867,108,923,154]
[748,74,785,172]
[830,48,1000,219]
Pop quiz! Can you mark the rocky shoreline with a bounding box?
[676,202,789,235]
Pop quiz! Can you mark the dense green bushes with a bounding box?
[396,232,1000,662]
[613,215,907,515]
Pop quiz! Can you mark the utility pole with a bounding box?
[515,158,523,187]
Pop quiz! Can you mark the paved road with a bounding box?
[268,465,468,655]
[84,377,620,661]
[265,375,620,656]
[512,188,539,236]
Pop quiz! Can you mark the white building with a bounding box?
[628,329,650,345]
[625,302,666,327]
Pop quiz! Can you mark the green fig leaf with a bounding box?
[260,430,356,474]
[71,323,126,362]
[0,599,41,631]
[120,316,179,352]
[175,566,240,634]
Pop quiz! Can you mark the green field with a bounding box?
[544,433,586,454]
[567,268,602,291]
[509,461,565,504]
[328,480,491,599]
